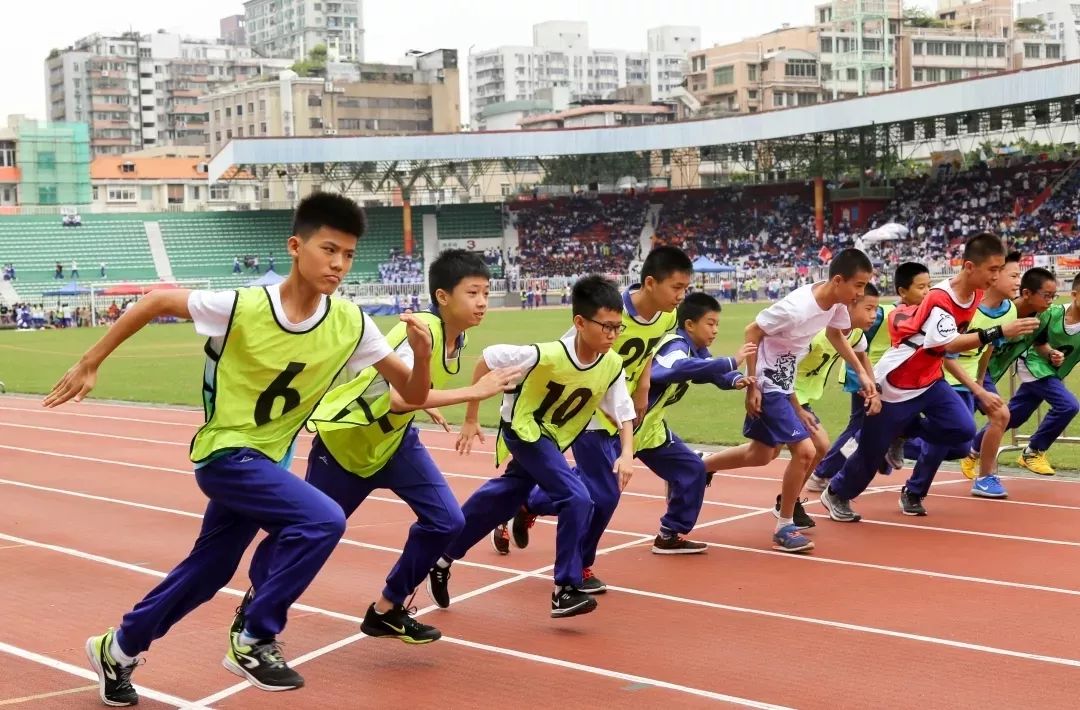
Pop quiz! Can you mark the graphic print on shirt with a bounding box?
[764,352,797,391]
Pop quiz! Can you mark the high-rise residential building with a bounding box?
[687,0,1063,115]
[220,15,247,46]
[243,0,364,62]
[45,31,291,157]
[1019,0,1080,60]
[468,21,700,129]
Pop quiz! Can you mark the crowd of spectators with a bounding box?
[510,195,647,278]
[377,249,423,285]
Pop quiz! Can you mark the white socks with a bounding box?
[435,557,451,569]
[109,635,136,667]
[238,631,263,647]
[776,517,794,531]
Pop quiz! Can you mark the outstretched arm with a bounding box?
[44,289,194,407]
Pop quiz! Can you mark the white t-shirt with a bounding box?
[483,331,635,426]
[187,284,393,372]
[755,282,851,394]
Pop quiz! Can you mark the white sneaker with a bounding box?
[805,474,829,493]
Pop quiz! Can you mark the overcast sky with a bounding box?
[3,0,936,124]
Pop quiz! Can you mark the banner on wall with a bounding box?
[1034,254,1055,267]
[1056,255,1080,270]
[437,237,502,252]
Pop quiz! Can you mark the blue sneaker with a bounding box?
[971,474,1007,499]
[772,524,814,553]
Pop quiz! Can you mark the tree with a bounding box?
[903,7,945,28]
[291,43,328,77]
[1014,17,1047,34]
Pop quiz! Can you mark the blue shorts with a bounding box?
[744,391,811,447]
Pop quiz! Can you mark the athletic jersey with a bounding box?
[795,328,866,406]
[986,305,1045,382]
[754,282,851,395]
[945,299,1016,390]
[492,338,626,466]
[634,331,743,451]
[308,311,463,477]
[189,286,364,464]
[875,279,982,403]
[1019,304,1080,382]
[570,287,677,434]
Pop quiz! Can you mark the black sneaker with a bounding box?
[231,586,255,636]
[360,603,441,644]
[86,630,139,706]
[551,586,598,618]
[223,636,304,691]
[773,494,816,530]
[899,487,927,516]
[491,523,511,555]
[651,533,707,554]
[580,567,607,594]
[427,563,451,608]
[511,506,536,549]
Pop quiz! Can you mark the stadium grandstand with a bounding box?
[1,61,1078,326]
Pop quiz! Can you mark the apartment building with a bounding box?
[1019,0,1080,59]
[469,21,700,128]
[45,31,290,156]
[244,0,364,61]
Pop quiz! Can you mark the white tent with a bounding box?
[861,223,910,243]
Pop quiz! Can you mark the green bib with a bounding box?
[987,305,1051,382]
[309,312,462,477]
[633,333,691,451]
[496,340,624,466]
[595,303,677,435]
[838,303,893,388]
[945,300,1016,388]
[190,287,363,464]
[1022,304,1080,380]
[796,328,863,406]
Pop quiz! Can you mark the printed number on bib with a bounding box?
[618,336,663,369]
[664,381,690,407]
[255,362,307,425]
[534,381,592,427]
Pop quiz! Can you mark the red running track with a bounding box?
[0,395,1079,708]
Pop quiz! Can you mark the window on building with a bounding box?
[819,36,833,53]
[308,94,322,107]
[1046,44,1062,59]
[225,107,231,117]
[236,104,243,116]
[107,187,136,202]
[747,89,758,99]
[797,92,818,106]
[945,68,962,81]
[946,43,962,56]
[166,184,183,204]
[209,183,230,201]
[259,122,267,135]
[0,142,14,167]
[236,127,243,137]
[712,65,734,85]
[965,43,984,57]
[215,131,221,142]
[309,117,323,129]
[926,41,944,56]
[39,151,56,168]
[247,102,254,113]
[139,185,153,201]
[785,59,817,78]
[39,186,59,204]
[774,92,785,107]
[500,183,511,197]
[846,67,857,80]
[926,68,942,82]
[870,68,885,82]
[747,63,758,81]
[226,129,233,139]
[1025,44,1041,59]
[913,41,923,55]
[996,44,1006,57]
[914,68,924,81]
[191,185,201,201]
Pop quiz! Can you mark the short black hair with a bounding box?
[1005,250,1022,265]
[963,232,1005,265]
[894,262,929,292]
[828,248,873,280]
[1020,267,1055,295]
[292,192,367,240]
[572,274,623,320]
[863,282,880,299]
[428,249,490,303]
[677,292,721,328]
[641,246,693,284]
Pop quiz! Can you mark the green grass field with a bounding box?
[3,303,1079,470]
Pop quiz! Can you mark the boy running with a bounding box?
[45,194,433,704]
[429,275,636,618]
[703,248,878,552]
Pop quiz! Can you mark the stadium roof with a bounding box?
[208,60,1080,183]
